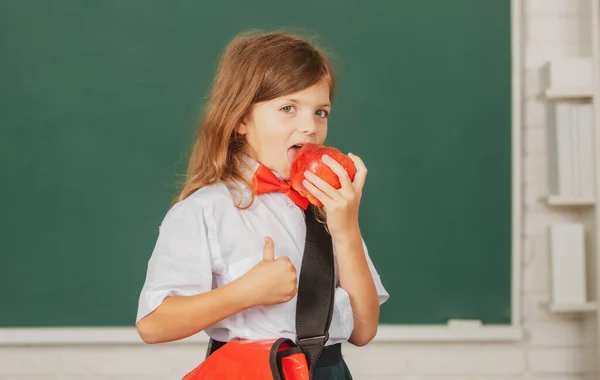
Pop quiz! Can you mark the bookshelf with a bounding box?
[541,1,599,373]
[550,302,597,313]
[544,87,594,100]
[546,196,595,207]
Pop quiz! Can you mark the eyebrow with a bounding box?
[284,98,331,108]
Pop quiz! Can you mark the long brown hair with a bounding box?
[177,30,336,216]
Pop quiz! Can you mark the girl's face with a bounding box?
[237,80,330,180]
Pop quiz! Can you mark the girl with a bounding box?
[136,30,389,379]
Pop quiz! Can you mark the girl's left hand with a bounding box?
[302,153,368,240]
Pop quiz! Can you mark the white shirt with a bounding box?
[136,158,389,346]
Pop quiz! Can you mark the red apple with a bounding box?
[289,143,356,206]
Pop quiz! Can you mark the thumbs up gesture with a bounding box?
[240,237,298,307]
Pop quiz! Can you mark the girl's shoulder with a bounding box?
[184,181,234,205]
[162,181,242,225]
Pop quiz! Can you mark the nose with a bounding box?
[299,116,318,135]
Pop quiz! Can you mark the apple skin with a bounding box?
[290,143,356,207]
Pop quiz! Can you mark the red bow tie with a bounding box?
[252,164,309,210]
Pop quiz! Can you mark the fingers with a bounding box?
[263,236,275,261]
[321,154,354,191]
[347,153,368,191]
[302,153,367,208]
[303,170,344,203]
[301,177,331,207]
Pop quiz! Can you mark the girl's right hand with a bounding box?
[240,237,298,307]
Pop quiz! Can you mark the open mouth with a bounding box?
[287,143,305,164]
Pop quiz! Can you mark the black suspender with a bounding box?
[295,206,335,374]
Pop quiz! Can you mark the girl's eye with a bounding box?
[281,105,296,113]
[316,109,329,118]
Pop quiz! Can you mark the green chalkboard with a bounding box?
[0,0,512,327]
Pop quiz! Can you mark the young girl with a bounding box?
[136,30,389,379]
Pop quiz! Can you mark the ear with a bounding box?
[236,120,248,135]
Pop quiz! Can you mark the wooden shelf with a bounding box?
[550,302,597,313]
[544,87,594,99]
[546,196,595,206]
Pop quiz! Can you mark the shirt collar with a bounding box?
[237,154,284,183]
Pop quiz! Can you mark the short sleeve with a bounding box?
[136,199,216,323]
[361,238,390,305]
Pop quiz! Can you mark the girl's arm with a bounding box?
[136,277,252,344]
[137,237,298,344]
[334,230,380,346]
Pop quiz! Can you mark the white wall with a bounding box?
[0,0,597,379]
